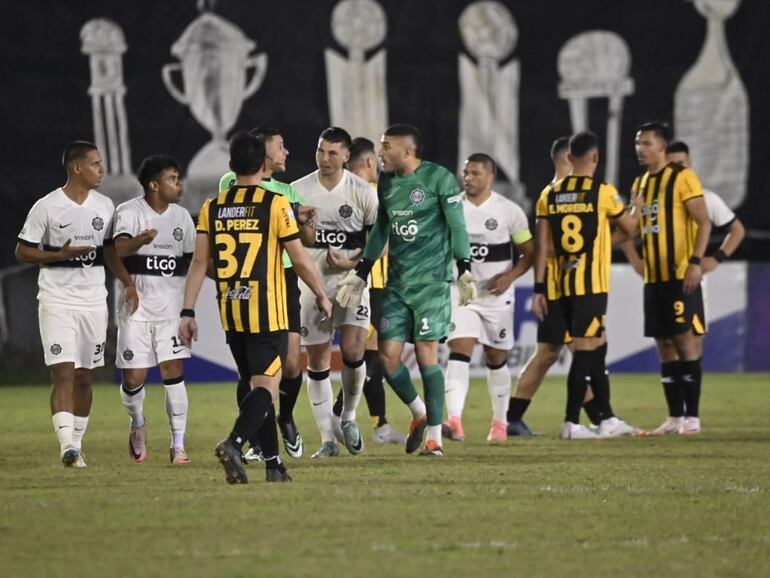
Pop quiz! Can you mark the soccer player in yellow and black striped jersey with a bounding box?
[633,122,711,436]
[179,132,332,484]
[533,131,641,439]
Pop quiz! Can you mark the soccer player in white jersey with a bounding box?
[443,153,534,442]
[291,127,379,458]
[15,141,117,467]
[113,155,196,464]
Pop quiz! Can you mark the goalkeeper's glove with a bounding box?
[456,259,477,306]
[336,258,373,308]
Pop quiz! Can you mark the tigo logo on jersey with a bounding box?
[316,229,347,248]
[145,255,178,277]
[410,189,425,206]
[173,227,183,241]
[74,248,98,268]
[91,217,104,231]
[470,243,489,261]
[391,219,418,242]
[338,204,353,218]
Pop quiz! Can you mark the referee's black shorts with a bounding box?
[226,330,288,379]
[644,280,706,338]
[285,267,301,334]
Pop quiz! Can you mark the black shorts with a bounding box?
[369,287,384,332]
[285,267,301,334]
[644,281,707,338]
[226,331,288,378]
[537,299,571,345]
[559,294,607,339]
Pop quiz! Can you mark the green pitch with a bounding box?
[1,374,768,578]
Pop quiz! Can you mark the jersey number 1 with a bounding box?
[215,233,263,279]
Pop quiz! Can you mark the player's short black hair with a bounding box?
[349,137,375,165]
[229,131,266,176]
[384,124,423,158]
[637,121,671,143]
[550,136,570,161]
[569,131,599,158]
[667,140,690,155]
[319,126,353,149]
[466,152,497,176]
[137,155,180,191]
[249,126,282,141]
[62,141,97,167]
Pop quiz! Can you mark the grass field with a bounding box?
[1,374,769,578]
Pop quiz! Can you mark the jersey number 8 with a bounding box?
[560,215,585,253]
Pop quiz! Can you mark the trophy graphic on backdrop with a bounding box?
[325,0,388,146]
[458,1,524,202]
[162,10,267,209]
[558,31,634,187]
[675,0,748,208]
[80,18,141,204]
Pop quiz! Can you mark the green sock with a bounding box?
[421,365,444,426]
[385,363,418,406]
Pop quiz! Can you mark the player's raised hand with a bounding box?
[531,293,548,322]
[457,270,477,306]
[336,270,366,308]
[136,229,158,245]
[58,239,96,260]
[178,317,198,348]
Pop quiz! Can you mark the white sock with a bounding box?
[340,359,366,421]
[120,383,145,427]
[445,358,470,418]
[408,397,427,419]
[52,411,74,453]
[164,380,188,449]
[487,364,511,423]
[307,370,335,443]
[72,415,89,450]
[427,424,442,444]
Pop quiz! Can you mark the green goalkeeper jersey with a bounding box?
[362,160,470,287]
[219,171,306,269]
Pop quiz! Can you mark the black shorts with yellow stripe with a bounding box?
[284,267,301,334]
[644,281,706,338]
[559,294,607,339]
[537,299,571,345]
[226,330,288,379]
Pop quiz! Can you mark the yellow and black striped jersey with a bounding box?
[370,253,388,288]
[196,185,300,333]
[631,163,704,284]
[536,176,625,297]
[535,185,562,301]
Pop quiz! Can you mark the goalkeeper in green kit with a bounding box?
[337,124,477,456]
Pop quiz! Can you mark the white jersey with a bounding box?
[113,196,196,321]
[18,187,114,310]
[704,189,736,228]
[291,169,378,294]
[462,191,531,307]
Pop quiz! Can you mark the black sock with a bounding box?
[507,397,531,422]
[333,388,343,417]
[236,378,260,449]
[566,351,592,424]
[589,345,614,420]
[661,361,685,417]
[229,387,272,452]
[680,359,702,418]
[363,349,386,423]
[257,403,280,463]
[278,373,303,421]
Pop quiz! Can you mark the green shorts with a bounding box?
[378,282,451,342]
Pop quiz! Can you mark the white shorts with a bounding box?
[39,304,108,368]
[299,284,371,346]
[447,302,514,350]
[116,316,190,368]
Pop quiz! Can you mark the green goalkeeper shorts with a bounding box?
[378,282,451,343]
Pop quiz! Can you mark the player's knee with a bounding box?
[536,346,560,367]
